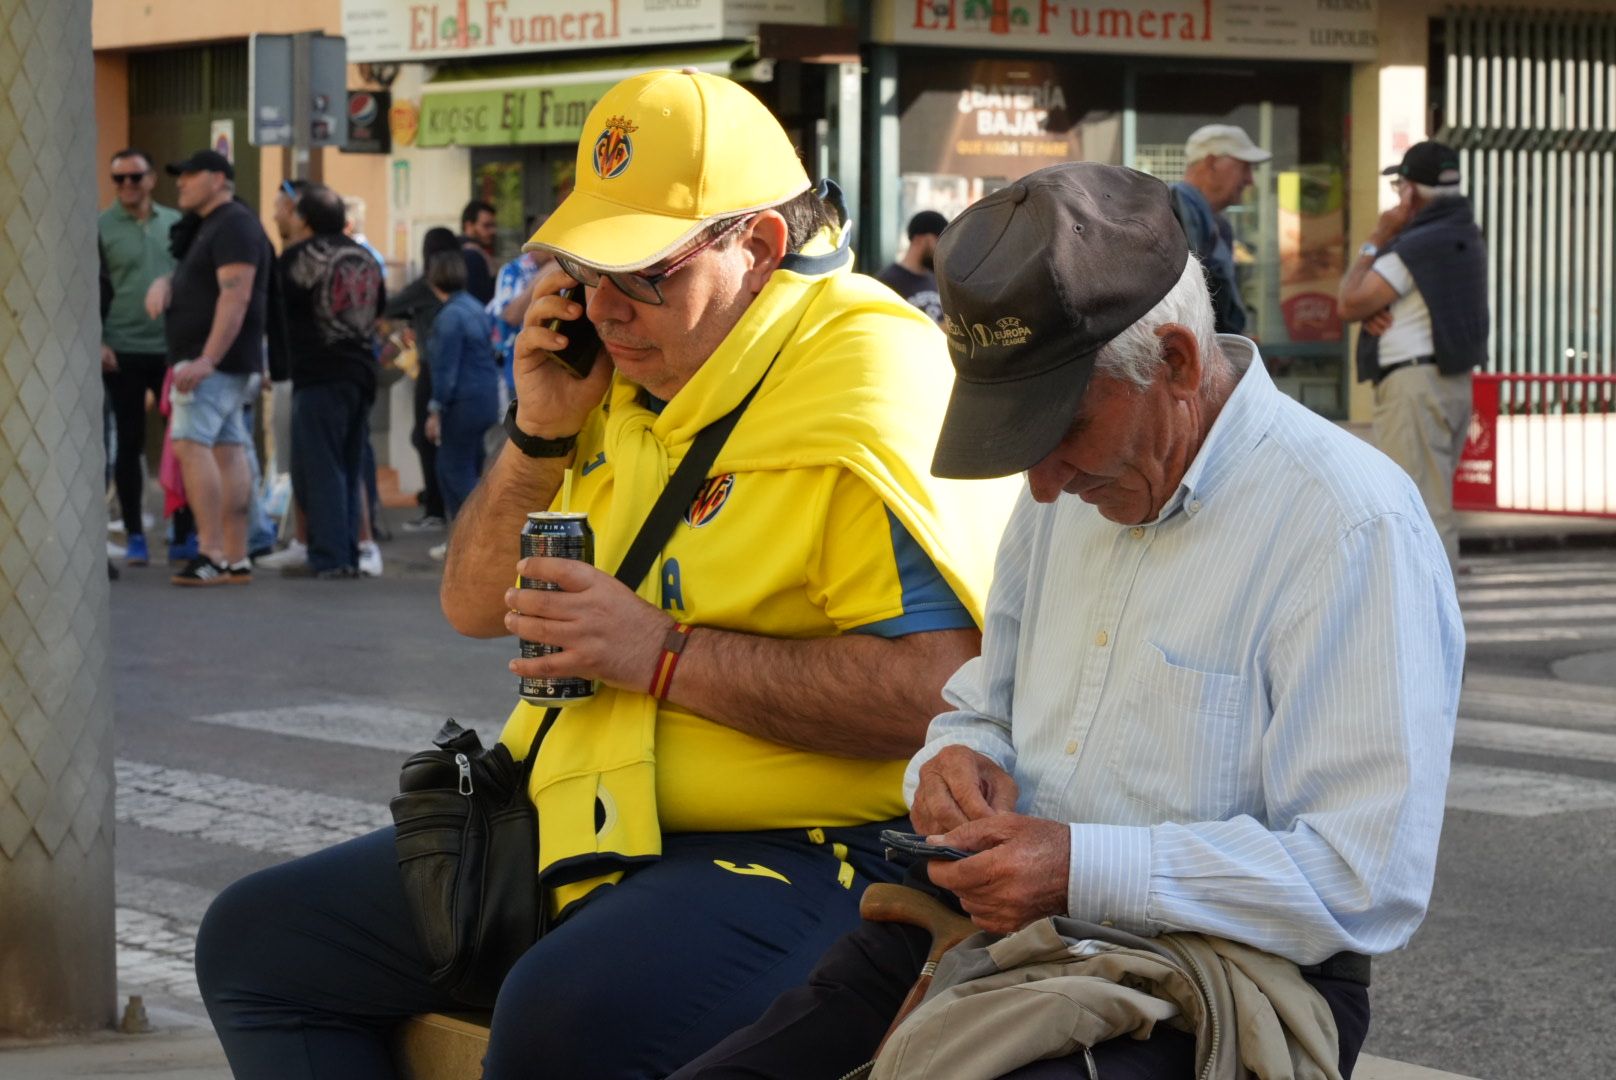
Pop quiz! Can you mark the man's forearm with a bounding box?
[201,294,250,363]
[441,441,571,636]
[665,626,978,759]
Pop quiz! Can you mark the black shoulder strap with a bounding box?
[520,350,779,771]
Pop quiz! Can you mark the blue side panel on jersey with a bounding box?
[850,509,975,637]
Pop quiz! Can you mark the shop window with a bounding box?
[1130,63,1351,417]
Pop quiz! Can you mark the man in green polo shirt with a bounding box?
[99,147,182,567]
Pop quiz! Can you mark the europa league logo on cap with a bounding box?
[593,116,637,180]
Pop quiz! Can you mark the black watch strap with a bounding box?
[503,400,577,459]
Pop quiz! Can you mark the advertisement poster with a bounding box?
[1277,166,1345,343]
[899,58,1115,181]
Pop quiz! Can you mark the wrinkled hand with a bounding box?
[926,813,1071,934]
[910,745,1019,835]
[424,412,441,446]
[144,276,171,320]
[100,345,118,373]
[1363,308,1394,337]
[505,556,673,691]
[511,268,613,439]
[172,357,214,393]
[1371,196,1414,247]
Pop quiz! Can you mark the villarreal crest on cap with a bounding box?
[524,69,810,273]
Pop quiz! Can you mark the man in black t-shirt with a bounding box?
[267,183,386,578]
[145,149,273,586]
[875,210,947,326]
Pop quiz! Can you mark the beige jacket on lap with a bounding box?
[872,918,1342,1080]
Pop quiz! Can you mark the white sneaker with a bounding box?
[255,539,309,570]
[428,541,448,562]
[358,540,383,577]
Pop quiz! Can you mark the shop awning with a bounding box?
[417,44,758,149]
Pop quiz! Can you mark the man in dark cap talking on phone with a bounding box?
[674,162,1464,1080]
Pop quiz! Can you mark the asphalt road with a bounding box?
[103,531,1616,1079]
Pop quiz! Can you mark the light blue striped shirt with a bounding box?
[904,337,1464,964]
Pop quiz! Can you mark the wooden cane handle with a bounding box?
[861,883,980,1056]
[861,882,978,959]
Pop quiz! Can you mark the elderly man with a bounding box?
[674,163,1463,1080]
[1172,124,1270,335]
[1339,140,1488,576]
[195,69,1012,1079]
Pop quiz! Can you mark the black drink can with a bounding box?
[518,511,596,704]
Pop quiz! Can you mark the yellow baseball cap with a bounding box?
[523,69,809,272]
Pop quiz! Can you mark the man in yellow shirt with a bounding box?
[196,70,1013,1079]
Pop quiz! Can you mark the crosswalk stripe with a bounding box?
[192,702,453,755]
[1445,762,1616,817]
[1461,601,1616,624]
[1455,717,1616,764]
[1464,626,1616,644]
[1459,584,1616,605]
[115,759,390,858]
[1460,568,1616,585]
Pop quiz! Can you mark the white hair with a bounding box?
[1092,255,1222,389]
[1412,182,1465,201]
[343,195,367,233]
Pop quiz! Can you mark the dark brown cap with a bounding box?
[931,163,1188,479]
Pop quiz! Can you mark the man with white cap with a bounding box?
[1171,124,1271,335]
[195,69,1013,1078]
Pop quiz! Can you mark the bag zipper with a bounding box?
[455,752,473,796]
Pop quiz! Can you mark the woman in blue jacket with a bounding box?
[423,250,501,520]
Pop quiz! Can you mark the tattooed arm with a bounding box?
[175,263,257,391]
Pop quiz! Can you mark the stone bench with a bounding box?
[392,1012,1477,1079]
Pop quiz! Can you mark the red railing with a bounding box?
[1455,373,1616,517]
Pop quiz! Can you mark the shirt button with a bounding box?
[1189,500,1202,514]
[1130,527,1145,540]
[1094,630,1109,647]
[1065,740,1078,755]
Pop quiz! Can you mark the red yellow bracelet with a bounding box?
[649,622,692,700]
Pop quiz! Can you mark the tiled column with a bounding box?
[0,0,117,1034]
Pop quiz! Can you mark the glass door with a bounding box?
[1126,63,1351,417]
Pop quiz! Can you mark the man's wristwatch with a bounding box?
[503,400,577,459]
[1359,242,1379,259]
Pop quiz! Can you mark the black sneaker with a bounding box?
[280,563,358,580]
[171,555,228,587]
[226,560,253,585]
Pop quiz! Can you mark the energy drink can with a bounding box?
[518,511,596,704]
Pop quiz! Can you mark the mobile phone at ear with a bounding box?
[880,829,970,863]
[544,285,601,378]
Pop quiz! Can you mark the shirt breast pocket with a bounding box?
[1108,640,1249,821]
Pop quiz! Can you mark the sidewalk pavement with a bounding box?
[0,1006,229,1079]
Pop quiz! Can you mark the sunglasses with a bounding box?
[555,214,755,306]
[111,171,147,185]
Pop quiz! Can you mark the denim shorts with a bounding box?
[169,370,254,447]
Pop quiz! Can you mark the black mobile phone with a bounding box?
[880,828,970,863]
[544,285,602,379]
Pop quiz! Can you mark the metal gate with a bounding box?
[1439,7,1616,517]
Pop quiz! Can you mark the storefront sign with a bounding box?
[391,98,421,146]
[900,59,1111,180]
[343,0,828,62]
[418,82,608,147]
[883,0,1378,62]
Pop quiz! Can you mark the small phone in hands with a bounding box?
[544,285,602,378]
[880,828,971,863]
